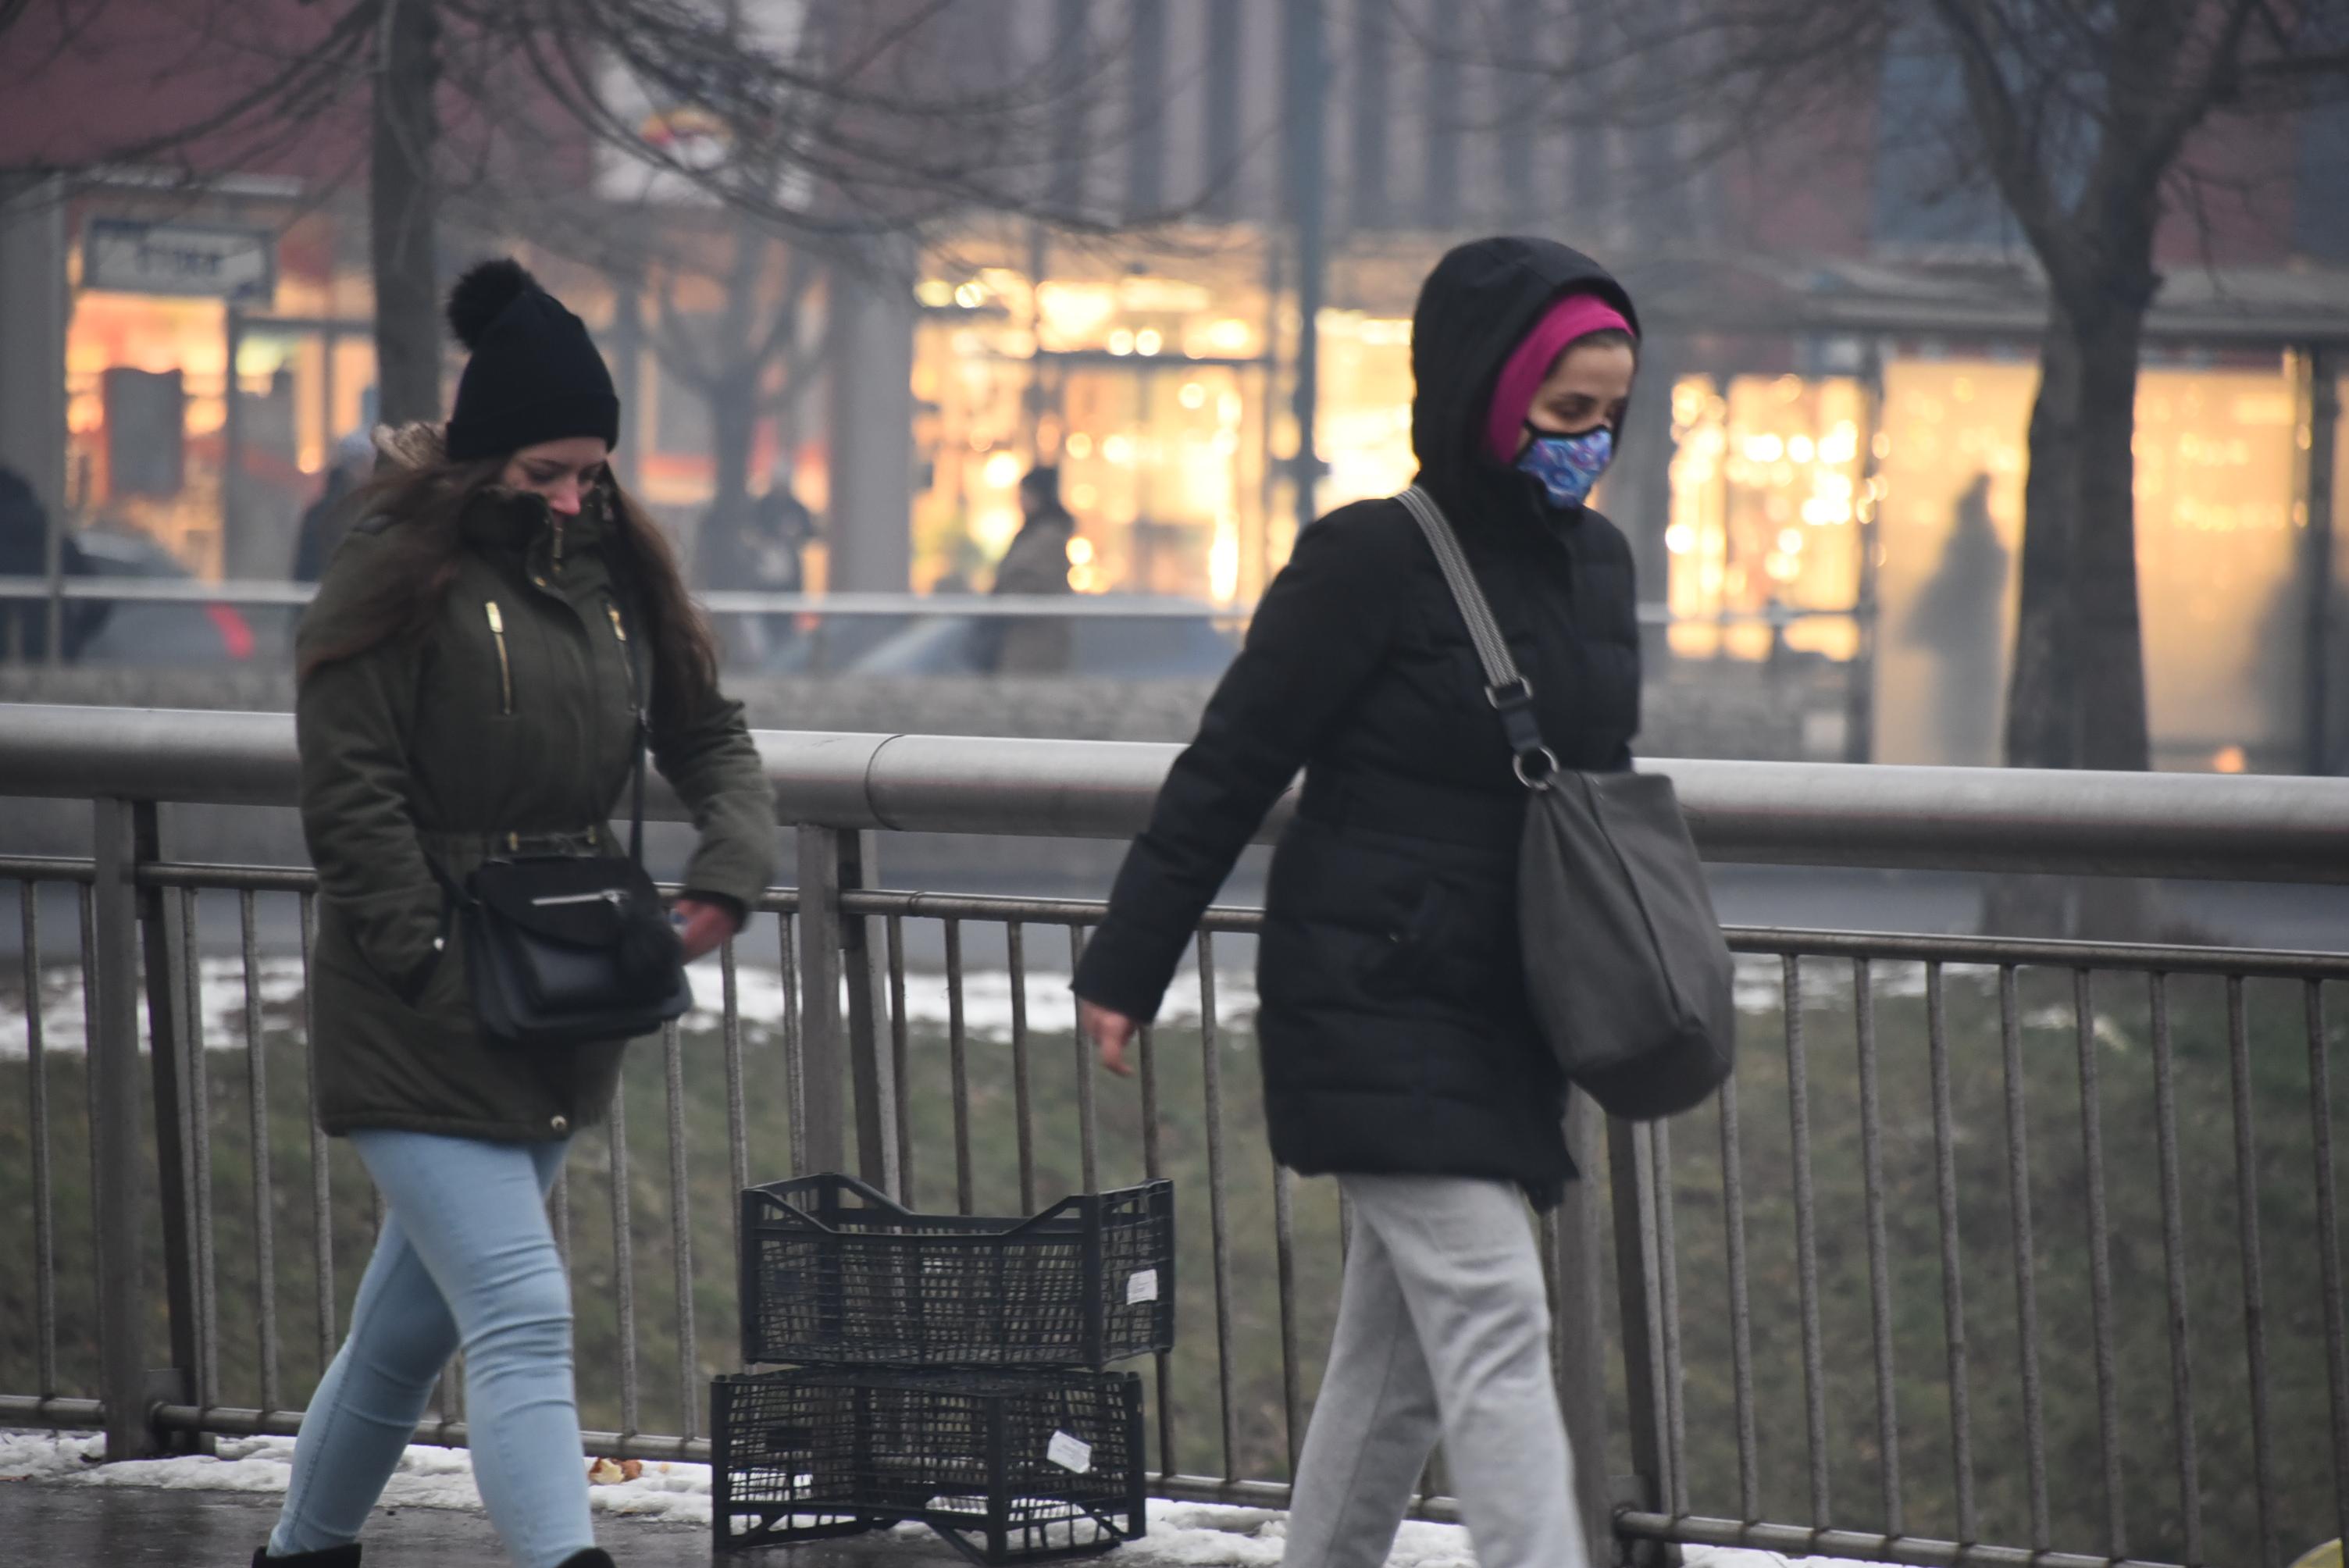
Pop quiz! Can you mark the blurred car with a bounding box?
[62,527,286,666]
[761,603,1241,680]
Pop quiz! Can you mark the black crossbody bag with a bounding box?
[431,593,692,1047]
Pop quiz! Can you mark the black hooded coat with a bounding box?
[1071,238,1642,1203]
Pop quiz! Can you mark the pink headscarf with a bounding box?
[1483,294,1637,463]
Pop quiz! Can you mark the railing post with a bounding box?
[836,832,900,1199]
[1609,1114,1670,1562]
[793,828,848,1177]
[1554,1088,1622,1567]
[790,825,901,1196]
[88,798,155,1459]
[2302,343,2338,777]
[134,803,203,1448]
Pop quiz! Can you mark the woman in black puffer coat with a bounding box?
[1074,237,1641,1568]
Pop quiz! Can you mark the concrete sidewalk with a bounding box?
[0,1480,968,1566]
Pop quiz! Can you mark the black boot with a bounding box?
[251,1545,359,1567]
[554,1553,615,1568]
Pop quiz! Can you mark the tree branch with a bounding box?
[2137,0,2267,187]
[1923,0,2076,273]
[649,278,722,395]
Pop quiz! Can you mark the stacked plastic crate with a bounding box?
[714,1172,1177,1563]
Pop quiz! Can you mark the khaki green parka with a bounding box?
[294,428,774,1142]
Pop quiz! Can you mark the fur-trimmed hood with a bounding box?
[371,421,448,472]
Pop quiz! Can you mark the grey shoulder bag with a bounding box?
[1395,484,1735,1121]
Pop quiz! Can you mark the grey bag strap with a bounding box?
[1395,485,1560,789]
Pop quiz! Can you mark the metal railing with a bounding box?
[1,704,2345,1567]
[0,575,1859,630]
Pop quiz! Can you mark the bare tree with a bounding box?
[5,0,1134,432]
[372,0,441,425]
[1439,0,2349,772]
[642,216,828,572]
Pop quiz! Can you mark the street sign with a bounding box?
[81,217,276,302]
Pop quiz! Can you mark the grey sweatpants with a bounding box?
[1281,1173,1591,1568]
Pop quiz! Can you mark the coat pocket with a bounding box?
[1367,873,1523,1012]
[1361,880,1449,996]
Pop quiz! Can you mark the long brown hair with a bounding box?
[298,454,724,729]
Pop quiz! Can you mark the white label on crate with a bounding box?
[1046,1431,1093,1474]
[1125,1268,1160,1305]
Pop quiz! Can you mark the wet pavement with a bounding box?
[0,1480,970,1567]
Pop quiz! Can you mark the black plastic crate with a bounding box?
[739,1173,1174,1369]
[711,1367,1146,1564]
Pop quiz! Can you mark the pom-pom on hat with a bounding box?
[443,258,621,463]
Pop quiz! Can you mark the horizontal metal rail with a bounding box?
[5,704,2348,883]
[0,578,1249,618]
[0,575,1854,630]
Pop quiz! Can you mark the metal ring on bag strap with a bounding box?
[1513,747,1562,791]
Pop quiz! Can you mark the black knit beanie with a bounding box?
[443,258,621,463]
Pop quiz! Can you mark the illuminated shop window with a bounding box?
[65,214,374,581]
[1318,310,1416,508]
[1866,358,2304,770]
[1663,374,1869,661]
[910,251,1273,604]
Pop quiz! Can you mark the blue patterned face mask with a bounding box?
[1517,425,1614,508]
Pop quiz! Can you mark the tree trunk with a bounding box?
[684,220,770,577]
[1994,227,2158,938]
[704,367,757,579]
[2004,283,2154,772]
[369,0,441,428]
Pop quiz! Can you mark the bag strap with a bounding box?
[1393,485,1560,790]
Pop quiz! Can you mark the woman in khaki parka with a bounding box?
[258,260,774,1568]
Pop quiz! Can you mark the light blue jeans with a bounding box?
[269,1129,595,1567]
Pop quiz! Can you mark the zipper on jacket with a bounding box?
[605,602,626,643]
[532,889,626,908]
[551,516,565,577]
[485,600,514,715]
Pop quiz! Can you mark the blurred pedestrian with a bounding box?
[1075,237,1642,1568]
[697,455,816,663]
[0,464,48,660]
[1902,471,2009,764]
[290,430,377,583]
[984,464,1077,674]
[266,258,774,1568]
[0,465,95,661]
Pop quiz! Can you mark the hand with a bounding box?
[1081,999,1138,1078]
[670,896,740,964]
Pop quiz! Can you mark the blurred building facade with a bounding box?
[3,0,2347,772]
[893,0,2349,775]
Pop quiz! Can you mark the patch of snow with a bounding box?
[0,956,1264,1061]
[1734,953,1993,1017]
[680,957,1263,1045]
[0,955,306,1062]
[6,927,1961,1064]
[0,1431,1902,1567]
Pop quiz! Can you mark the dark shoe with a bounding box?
[555,1553,615,1568]
[251,1545,360,1567]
